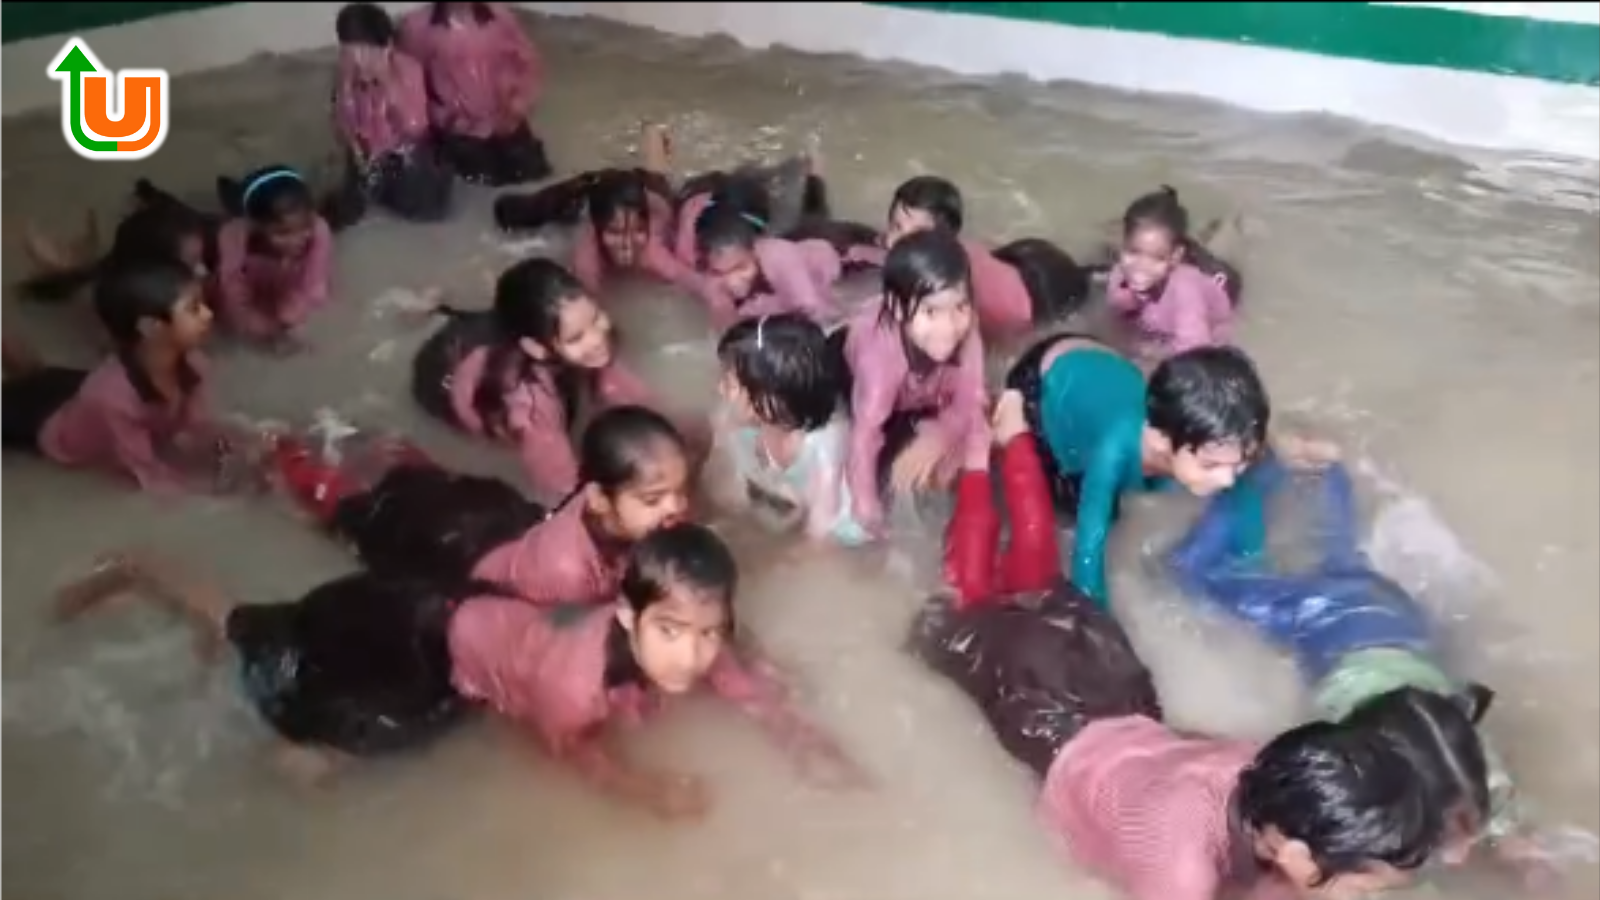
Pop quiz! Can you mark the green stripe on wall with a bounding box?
[875,2,1600,87]
[2,2,233,45]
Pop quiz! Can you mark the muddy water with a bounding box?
[4,13,1598,900]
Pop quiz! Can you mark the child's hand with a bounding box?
[1275,432,1340,471]
[1491,835,1565,894]
[991,389,1029,446]
[635,769,711,821]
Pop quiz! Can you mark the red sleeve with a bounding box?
[994,435,1059,596]
[943,468,1001,609]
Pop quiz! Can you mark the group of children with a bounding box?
[0,3,1558,898]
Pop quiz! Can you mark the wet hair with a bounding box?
[890,176,964,234]
[1342,686,1493,837]
[1146,345,1270,456]
[578,404,689,499]
[880,228,971,326]
[21,183,208,304]
[1123,185,1243,306]
[217,165,316,233]
[468,257,595,436]
[992,238,1090,324]
[94,259,203,397]
[693,174,774,262]
[717,313,842,431]
[620,521,738,618]
[336,2,395,45]
[492,168,673,259]
[1238,719,1440,883]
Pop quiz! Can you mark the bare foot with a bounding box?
[23,223,75,273]
[640,122,673,173]
[54,554,140,621]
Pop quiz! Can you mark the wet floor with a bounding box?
[4,12,1598,900]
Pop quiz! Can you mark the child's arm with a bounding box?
[276,218,334,330]
[390,54,432,144]
[1165,273,1226,354]
[1069,441,1130,607]
[105,407,194,494]
[842,346,904,532]
[1104,263,1140,313]
[706,650,869,789]
[493,3,542,121]
[213,226,280,338]
[924,328,988,456]
[508,382,581,502]
[673,193,713,270]
[743,241,838,324]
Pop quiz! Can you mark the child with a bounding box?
[398,2,550,187]
[0,260,251,494]
[276,404,692,608]
[21,185,212,305]
[55,523,866,808]
[841,176,1090,337]
[713,314,866,547]
[1005,338,1269,608]
[213,165,336,353]
[410,257,688,502]
[1167,455,1547,880]
[1106,186,1241,359]
[833,229,987,536]
[331,2,453,223]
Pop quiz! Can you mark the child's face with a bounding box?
[145,281,213,352]
[884,203,937,250]
[619,587,729,695]
[587,441,692,541]
[704,244,760,301]
[261,208,316,258]
[547,295,615,370]
[599,209,649,268]
[718,369,757,426]
[902,286,974,364]
[1168,438,1252,497]
[1119,223,1184,294]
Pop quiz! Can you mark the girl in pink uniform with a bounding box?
[410,257,697,502]
[330,3,453,223]
[211,166,337,353]
[56,524,864,808]
[398,2,550,187]
[1105,186,1241,359]
[830,229,988,536]
[839,176,1090,339]
[2,260,252,494]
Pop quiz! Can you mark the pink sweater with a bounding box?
[333,50,431,159]
[1107,262,1234,357]
[470,498,622,607]
[398,2,541,139]
[447,346,655,501]
[838,237,1029,335]
[569,191,700,296]
[697,237,844,330]
[212,218,334,339]
[840,302,987,529]
[39,354,215,492]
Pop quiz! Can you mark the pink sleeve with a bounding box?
[1105,263,1140,314]
[103,404,187,494]
[570,223,606,295]
[276,218,333,329]
[493,3,542,115]
[741,239,838,323]
[1164,272,1227,354]
[843,327,905,529]
[927,330,988,450]
[396,9,432,59]
[332,64,367,155]
[673,193,712,269]
[391,55,432,142]
[212,223,276,338]
[508,381,579,500]
[449,347,490,434]
[965,241,1031,334]
[594,360,656,409]
[802,443,845,541]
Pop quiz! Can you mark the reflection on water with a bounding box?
[3,12,1597,900]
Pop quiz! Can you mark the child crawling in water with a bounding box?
[56,523,866,814]
[912,390,1489,900]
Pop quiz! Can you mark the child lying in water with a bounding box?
[56,523,866,816]
[911,391,1488,900]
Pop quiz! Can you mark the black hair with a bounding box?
[21,185,209,304]
[95,259,204,399]
[889,176,964,234]
[1342,686,1493,837]
[1238,719,1440,883]
[493,167,673,261]
[428,2,493,26]
[1146,345,1270,456]
[880,228,971,326]
[992,238,1090,325]
[620,521,738,617]
[469,258,596,436]
[693,173,774,262]
[717,313,842,431]
[577,405,689,501]
[1123,185,1242,306]
[336,2,395,45]
[217,165,316,233]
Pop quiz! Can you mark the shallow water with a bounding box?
[4,13,1598,900]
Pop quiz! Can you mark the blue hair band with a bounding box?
[241,169,304,211]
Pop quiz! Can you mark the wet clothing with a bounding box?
[1107,262,1235,358]
[1167,457,1521,838]
[941,435,1061,610]
[568,186,699,296]
[724,416,868,546]
[437,123,551,188]
[331,48,453,224]
[837,237,1035,336]
[696,237,845,330]
[213,216,335,340]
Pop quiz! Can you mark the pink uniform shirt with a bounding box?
[333,49,431,159]
[569,190,700,296]
[398,2,541,139]
[212,217,334,338]
[1106,263,1235,357]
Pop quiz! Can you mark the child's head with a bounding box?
[579,405,692,543]
[589,170,656,269]
[695,177,773,302]
[716,314,841,431]
[1144,345,1269,496]
[1119,185,1192,294]
[884,176,963,249]
[94,259,212,353]
[880,229,974,365]
[112,202,209,277]
[1342,686,1493,866]
[1238,720,1439,899]
[494,257,614,370]
[617,522,737,695]
[221,165,317,258]
[336,3,395,70]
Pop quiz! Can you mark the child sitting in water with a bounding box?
[56,522,866,811]
[211,165,336,353]
[398,2,550,186]
[833,229,988,537]
[2,260,255,495]
[841,175,1090,338]
[1167,453,1552,883]
[712,314,866,547]
[331,2,453,223]
[275,404,692,608]
[411,257,701,503]
[1006,338,1270,609]
[1106,186,1241,359]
